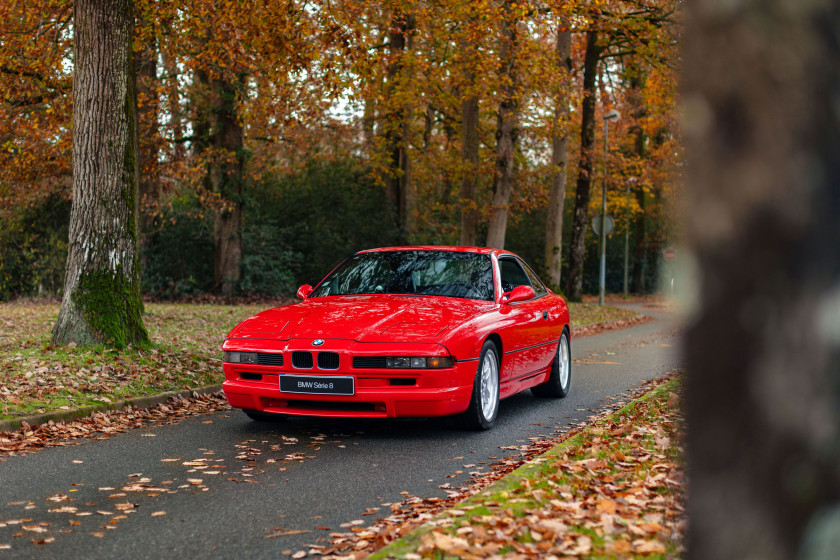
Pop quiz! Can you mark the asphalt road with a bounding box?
[0,307,681,559]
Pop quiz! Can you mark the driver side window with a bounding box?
[499,258,532,294]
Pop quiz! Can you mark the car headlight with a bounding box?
[224,351,258,364]
[385,356,454,369]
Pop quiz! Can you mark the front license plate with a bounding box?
[279,375,354,396]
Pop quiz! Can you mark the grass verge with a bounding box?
[368,376,684,559]
[0,300,639,421]
[0,301,275,420]
[568,302,639,327]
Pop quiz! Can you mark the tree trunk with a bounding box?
[136,23,158,270]
[162,51,185,162]
[210,77,244,296]
[485,0,520,249]
[440,109,457,207]
[52,0,148,349]
[362,93,376,156]
[564,31,601,301]
[628,67,647,294]
[191,69,244,296]
[544,23,572,289]
[384,10,414,233]
[631,183,647,292]
[684,1,840,559]
[458,93,479,246]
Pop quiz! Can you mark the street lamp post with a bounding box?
[599,109,620,306]
[624,178,634,298]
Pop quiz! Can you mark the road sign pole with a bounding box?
[623,181,630,298]
[599,121,608,305]
[599,110,619,307]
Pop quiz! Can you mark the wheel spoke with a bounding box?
[479,350,498,420]
[558,334,570,388]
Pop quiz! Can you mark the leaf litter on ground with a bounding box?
[283,372,684,560]
[0,300,640,422]
[0,300,645,456]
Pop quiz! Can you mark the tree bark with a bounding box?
[362,93,376,156]
[136,21,158,269]
[210,77,244,296]
[52,0,148,348]
[544,22,572,289]
[162,50,185,162]
[458,93,479,246]
[564,31,601,301]
[628,66,647,294]
[684,1,840,559]
[191,69,244,296]
[383,10,414,233]
[440,110,457,207]
[631,182,647,292]
[485,0,520,249]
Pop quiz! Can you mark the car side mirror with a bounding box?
[502,285,535,304]
[296,284,313,300]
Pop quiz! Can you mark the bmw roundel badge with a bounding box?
[312,339,325,347]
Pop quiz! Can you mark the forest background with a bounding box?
[0,0,680,302]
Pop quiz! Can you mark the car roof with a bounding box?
[358,245,510,256]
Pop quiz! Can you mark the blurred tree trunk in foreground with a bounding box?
[52,0,148,348]
[684,1,840,559]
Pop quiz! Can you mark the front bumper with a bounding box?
[221,337,476,419]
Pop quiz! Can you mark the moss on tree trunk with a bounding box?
[52,0,148,349]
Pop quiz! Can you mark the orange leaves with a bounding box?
[376,376,686,559]
[0,0,73,208]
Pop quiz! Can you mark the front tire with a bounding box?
[461,340,501,430]
[532,328,571,398]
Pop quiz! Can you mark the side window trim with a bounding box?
[498,256,538,301]
[517,257,548,298]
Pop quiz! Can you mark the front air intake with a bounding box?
[353,356,387,369]
[317,352,340,370]
[256,353,284,366]
[292,351,313,369]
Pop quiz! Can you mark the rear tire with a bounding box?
[461,340,501,430]
[243,409,286,422]
[532,328,571,398]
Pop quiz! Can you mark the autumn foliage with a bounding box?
[0,0,681,301]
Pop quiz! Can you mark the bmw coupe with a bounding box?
[222,246,571,430]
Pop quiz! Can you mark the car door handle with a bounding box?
[542,311,548,320]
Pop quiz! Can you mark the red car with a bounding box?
[222,246,571,430]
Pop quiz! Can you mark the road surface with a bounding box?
[0,307,680,559]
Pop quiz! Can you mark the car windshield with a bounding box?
[311,250,495,301]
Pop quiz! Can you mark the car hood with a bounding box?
[230,295,494,343]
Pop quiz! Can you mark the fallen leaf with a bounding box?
[48,506,77,514]
[265,529,310,538]
[634,539,667,554]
